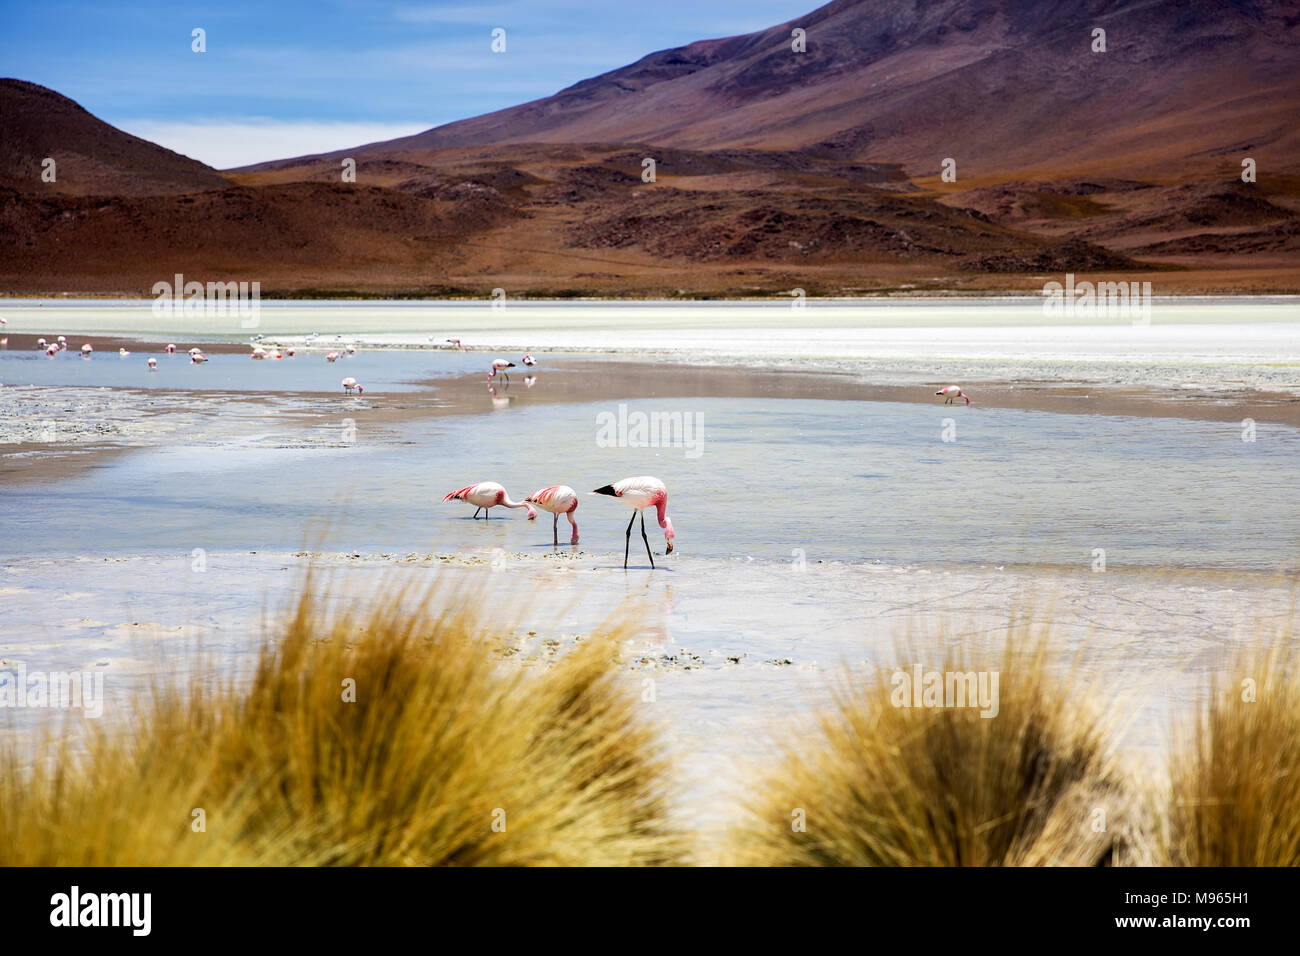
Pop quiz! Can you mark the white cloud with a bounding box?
[117,118,431,170]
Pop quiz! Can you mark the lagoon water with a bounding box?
[4,304,1299,820]
[3,372,1297,572]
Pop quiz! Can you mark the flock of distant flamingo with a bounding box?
[20,330,550,400]
[443,475,675,568]
[7,319,980,569]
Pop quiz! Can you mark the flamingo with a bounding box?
[937,386,971,405]
[592,476,674,569]
[191,351,208,364]
[57,335,67,347]
[342,377,363,395]
[251,347,267,360]
[446,338,468,352]
[488,359,515,382]
[80,343,92,356]
[326,351,340,362]
[521,353,536,366]
[44,344,58,356]
[147,357,157,371]
[36,338,46,349]
[165,344,176,354]
[443,482,537,521]
[118,347,130,357]
[525,485,579,545]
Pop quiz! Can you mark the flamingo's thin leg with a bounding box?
[552,513,559,547]
[640,511,655,569]
[473,507,481,519]
[624,510,636,568]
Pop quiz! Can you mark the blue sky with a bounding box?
[1,0,816,168]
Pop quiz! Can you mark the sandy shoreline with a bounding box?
[2,548,1293,833]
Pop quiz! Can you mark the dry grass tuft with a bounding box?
[1166,638,1300,866]
[729,637,1143,866]
[0,579,681,866]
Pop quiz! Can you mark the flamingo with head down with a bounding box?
[937,386,971,405]
[525,485,579,545]
[443,482,537,521]
[592,476,674,569]
[488,359,514,382]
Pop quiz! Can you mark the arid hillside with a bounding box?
[3,0,1299,296]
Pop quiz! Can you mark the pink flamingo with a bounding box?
[446,338,468,351]
[488,358,515,382]
[443,482,537,520]
[521,353,536,366]
[80,343,92,356]
[147,357,157,371]
[191,351,208,364]
[937,386,971,405]
[326,351,340,362]
[592,476,674,568]
[525,485,579,545]
[342,377,363,395]
[165,344,176,354]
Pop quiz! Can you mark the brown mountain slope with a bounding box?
[0,79,229,196]
[4,0,1300,295]
[254,0,1300,181]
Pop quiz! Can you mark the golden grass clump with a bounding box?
[1166,639,1300,866]
[730,638,1141,866]
[0,580,681,866]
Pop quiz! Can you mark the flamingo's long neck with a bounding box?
[655,499,672,537]
[501,494,537,518]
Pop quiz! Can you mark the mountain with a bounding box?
[278,0,1300,181]
[0,79,229,196]
[3,0,1299,296]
